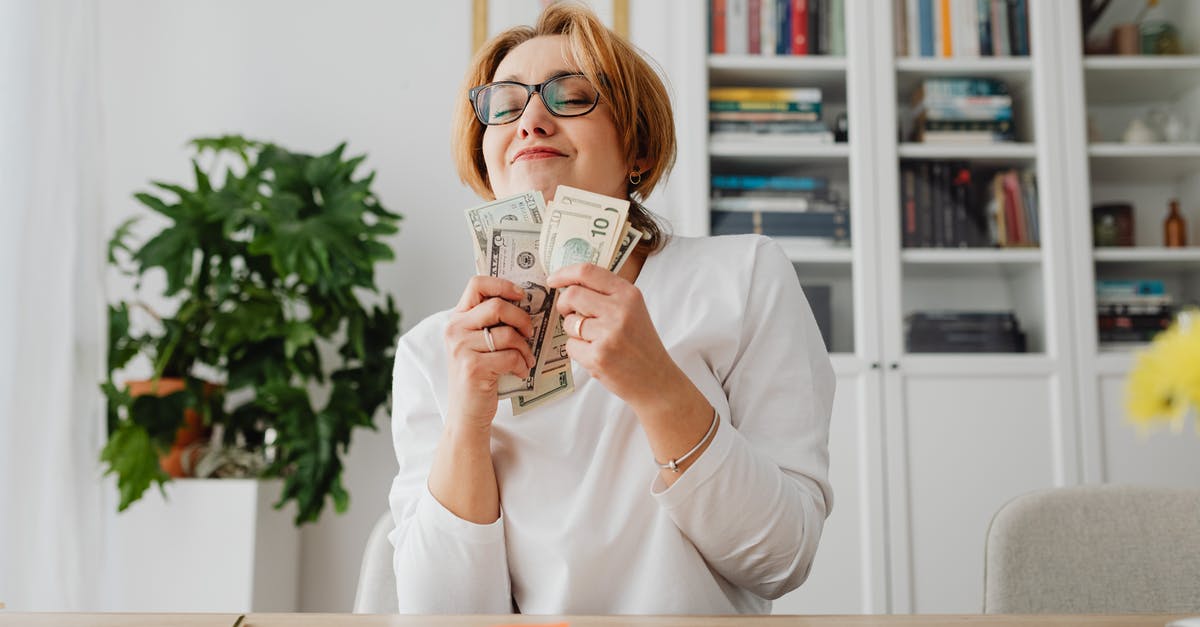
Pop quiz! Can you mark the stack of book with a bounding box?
[710,0,846,56]
[900,162,1037,248]
[710,87,833,143]
[894,0,1030,58]
[910,77,1015,144]
[906,310,1027,353]
[710,174,849,245]
[1096,279,1174,346]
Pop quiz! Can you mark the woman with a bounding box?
[388,3,834,615]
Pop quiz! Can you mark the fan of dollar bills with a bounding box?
[464,185,644,414]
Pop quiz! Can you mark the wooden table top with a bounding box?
[0,614,1192,627]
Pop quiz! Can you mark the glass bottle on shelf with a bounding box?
[1164,198,1187,247]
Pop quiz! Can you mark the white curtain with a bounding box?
[0,0,107,610]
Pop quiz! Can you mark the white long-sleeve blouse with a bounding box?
[387,233,835,614]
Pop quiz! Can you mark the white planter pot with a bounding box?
[106,478,299,612]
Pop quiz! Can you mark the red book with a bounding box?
[1002,170,1025,245]
[712,0,727,54]
[748,0,762,55]
[792,0,808,55]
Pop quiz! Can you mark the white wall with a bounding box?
[96,0,475,612]
[96,0,692,612]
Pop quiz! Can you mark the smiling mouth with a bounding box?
[512,149,565,163]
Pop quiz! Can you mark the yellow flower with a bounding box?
[1125,309,1200,435]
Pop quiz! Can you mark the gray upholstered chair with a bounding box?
[353,512,397,613]
[983,484,1200,613]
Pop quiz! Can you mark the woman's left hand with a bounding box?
[547,262,680,411]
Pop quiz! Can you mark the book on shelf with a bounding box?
[1097,309,1173,343]
[712,173,828,191]
[711,0,727,54]
[919,100,1015,120]
[1095,279,1174,344]
[711,209,850,240]
[900,161,1036,248]
[710,119,828,134]
[710,0,845,56]
[710,110,826,122]
[710,86,822,103]
[910,78,1016,143]
[913,77,1009,99]
[916,128,1014,143]
[728,0,749,54]
[711,130,836,143]
[1096,278,1165,297]
[905,310,1027,353]
[894,0,1029,58]
[711,190,845,212]
[710,100,823,115]
[710,87,832,140]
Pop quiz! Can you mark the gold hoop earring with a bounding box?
[629,167,642,186]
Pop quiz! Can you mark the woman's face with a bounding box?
[481,35,630,203]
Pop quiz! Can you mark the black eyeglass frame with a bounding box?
[468,73,601,126]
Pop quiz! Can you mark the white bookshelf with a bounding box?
[1088,143,1200,181]
[680,0,1200,617]
[708,54,848,98]
[894,57,1035,96]
[1057,0,1200,538]
[1082,55,1200,102]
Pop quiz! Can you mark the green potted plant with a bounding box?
[102,135,401,525]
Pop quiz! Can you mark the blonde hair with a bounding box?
[452,1,675,251]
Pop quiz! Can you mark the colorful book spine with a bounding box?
[709,101,822,115]
[777,0,792,54]
[792,0,809,55]
[918,0,934,56]
[712,0,728,53]
[829,0,845,55]
[711,174,829,191]
[810,0,823,55]
[1010,0,1029,55]
[709,86,823,102]
[710,110,823,121]
[976,0,993,55]
[748,0,762,54]
[938,0,952,57]
[760,0,777,55]
[991,0,1010,56]
[727,0,749,54]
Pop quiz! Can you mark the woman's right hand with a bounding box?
[444,276,536,429]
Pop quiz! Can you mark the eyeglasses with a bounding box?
[468,74,600,126]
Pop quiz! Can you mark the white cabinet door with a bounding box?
[889,372,1064,613]
[773,368,887,614]
[1097,371,1200,488]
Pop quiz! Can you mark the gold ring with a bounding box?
[482,327,496,352]
[574,315,586,340]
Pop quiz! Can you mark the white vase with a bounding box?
[105,478,300,612]
[1123,117,1162,144]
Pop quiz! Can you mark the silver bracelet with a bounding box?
[655,408,720,473]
